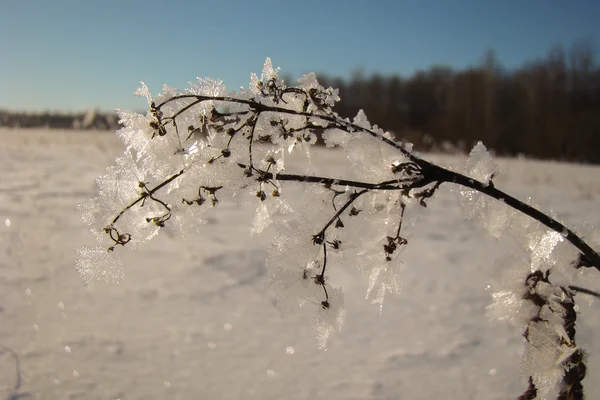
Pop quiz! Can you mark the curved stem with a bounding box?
[157,95,417,160]
[243,166,423,191]
[318,189,369,236]
[111,169,185,225]
[156,94,600,271]
[569,285,600,299]
[432,164,600,271]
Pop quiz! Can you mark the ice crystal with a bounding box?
[75,246,124,286]
[76,57,600,378]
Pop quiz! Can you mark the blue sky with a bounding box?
[1,0,598,112]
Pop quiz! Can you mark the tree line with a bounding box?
[2,41,598,163]
[315,40,600,163]
[0,109,120,131]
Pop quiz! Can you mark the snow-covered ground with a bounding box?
[1,128,600,399]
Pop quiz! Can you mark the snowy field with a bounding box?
[1,127,600,400]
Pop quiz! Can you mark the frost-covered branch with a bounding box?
[77,58,600,398]
[439,167,600,271]
[510,270,585,399]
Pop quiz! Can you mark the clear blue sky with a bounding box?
[1,0,598,112]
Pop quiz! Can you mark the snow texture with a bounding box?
[2,129,600,399]
[4,60,600,398]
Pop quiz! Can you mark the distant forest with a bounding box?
[2,41,599,162]
[314,40,600,163]
[0,109,121,131]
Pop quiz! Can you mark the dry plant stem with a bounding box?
[84,71,600,400]
[103,91,600,277]
[432,165,600,271]
[556,289,585,400]
[520,271,586,400]
[568,285,600,298]
[315,189,369,240]
[110,169,185,225]
[237,164,422,191]
[155,94,600,271]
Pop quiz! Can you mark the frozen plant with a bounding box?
[77,59,600,399]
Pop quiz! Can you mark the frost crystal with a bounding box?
[522,321,565,400]
[77,58,599,391]
[251,203,272,235]
[133,81,153,106]
[313,287,346,349]
[464,141,497,184]
[366,262,402,314]
[459,142,509,239]
[75,246,124,286]
[486,256,538,327]
[352,109,371,130]
[530,230,564,272]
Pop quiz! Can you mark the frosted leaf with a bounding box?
[96,151,145,208]
[265,208,345,312]
[139,133,191,181]
[186,77,227,97]
[143,83,178,108]
[458,152,520,240]
[366,262,402,314]
[252,203,272,235]
[459,186,488,221]
[78,153,148,239]
[321,128,352,148]
[503,208,557,257]
[555,343,580,366]
[75,246,124,286]
[458,143,500,229]
[115,109,154,155]
[487,291,525,322]
[521,321,564,399]
[530,231,564,271]
[334,193,413,279]
[251,199,294,236]
[547,245,579,287]
[261,57,280,83]
[248,58,282,95]
[522,321,560,372]
[268,259,326,313]
[133,81,153,106]
[339,129,407,183]
[313,287,346,349]
[114,206,162,247]
[532,368,563,400]
[485,256,539,327]
[483,200,515,239]
[258,149,286,176]
[353,109,371,130]
[77,196,103,227]
[265,220,320,306]
[167,200,208,236]
[159,83,178,101]
[249,72,261,94]
[297,72,320,90]
[121,100,204,181]
[295,72,340,110]
[465,141,498,184]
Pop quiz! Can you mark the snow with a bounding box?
[2,128,600,399]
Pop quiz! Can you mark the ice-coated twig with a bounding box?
[78,58,600,399]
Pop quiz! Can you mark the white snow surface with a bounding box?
[1,128,600,399]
